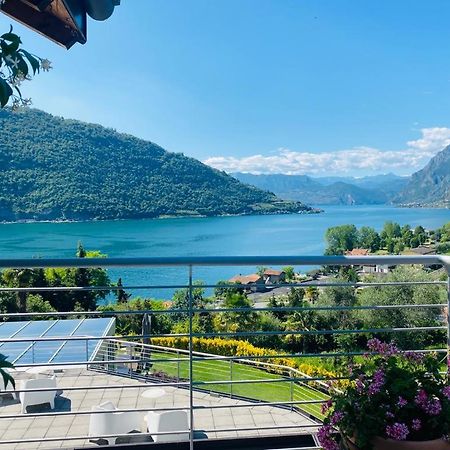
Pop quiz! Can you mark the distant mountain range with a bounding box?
[232,173,409,205]
[0,109,314,222]
[394,145,450,207]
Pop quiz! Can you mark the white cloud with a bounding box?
[204,127,450,176]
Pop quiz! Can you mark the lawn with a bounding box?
[149,350,328,419]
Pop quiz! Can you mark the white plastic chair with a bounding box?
[145,410,189,443]
[89,401,141,445]
[19,375,57,413]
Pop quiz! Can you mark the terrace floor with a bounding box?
[0,368,319,450]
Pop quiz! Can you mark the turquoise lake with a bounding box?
[1,205,450,300]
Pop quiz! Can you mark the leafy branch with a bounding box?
[0,26,51,109]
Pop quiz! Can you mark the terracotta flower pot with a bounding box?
[344,436,450,450]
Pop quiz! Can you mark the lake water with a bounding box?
[1,205,449,300]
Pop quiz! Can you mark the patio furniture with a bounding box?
[145,410,189,443]
[19,375,58,413]
[89,400,141,445]
[141,388,166,407]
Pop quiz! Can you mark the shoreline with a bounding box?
[0,208,323,226]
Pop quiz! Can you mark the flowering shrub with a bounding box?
[318,339,450,450]
[0,26,51,109]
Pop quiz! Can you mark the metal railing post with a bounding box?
[177,350,180,382]
[32,342,35,364]
[230,360,233,398]
[85,339,89,370]
[188,265,194,450]
[290,369,294,411]
[447,273,450,379]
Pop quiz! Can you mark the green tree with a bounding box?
[213,292,258,334]
[381,221,401,248]
[325,224,358,255]
[282,266,295,281]
[2,268,36,313]
[359,266,446,349]
[357,226,380,252]
[115,278,131,304]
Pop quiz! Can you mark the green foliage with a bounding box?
[325,224,358,255]
[97,297,173,336]
[281,266,295,281]
[0,244,110,312]
[0,27,50,109]
[0,109,312,222]
[357,226,381,252]
[359,266,446,349]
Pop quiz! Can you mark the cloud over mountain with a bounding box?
[204,127,450,176]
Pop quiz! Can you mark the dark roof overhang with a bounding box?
[0,0,120,49]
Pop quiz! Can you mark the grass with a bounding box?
[149,350,328,419]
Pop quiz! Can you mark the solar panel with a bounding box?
[0,318,115,366]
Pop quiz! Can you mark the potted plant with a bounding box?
[318,339,450,450]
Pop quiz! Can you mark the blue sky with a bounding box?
[2,0,450,176]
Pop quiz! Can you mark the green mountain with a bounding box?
[0,109,314,221]
[394,145,450,207]
[232,173,396,205]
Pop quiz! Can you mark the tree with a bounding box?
[213,292,258,334]
[172,280,210,320]
[359,266,446,349]
[115,278,131,304]
[256,266,267,277]
[381,221,401,248]
[325,224,358,255]
[358,226,380,252]
[282,266,295,281]
[2,268,36,313]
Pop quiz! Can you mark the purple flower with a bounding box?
[385,423,409,440]
[397,396,407,407]
[411,419,421,431]
[414,390,442,416]
[367,338,398,356]
[368,369,385,395]
[317,425,340,450]
[321,399,332,415]
[404,351,425,363]
[329,410,344,426]
[442,386,450,400]
[386,411,395,419]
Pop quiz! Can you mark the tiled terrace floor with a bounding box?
[0,368,319,450]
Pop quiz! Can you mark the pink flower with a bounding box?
[397,396,407,407]
[385,423,409,440]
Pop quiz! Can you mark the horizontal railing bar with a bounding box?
[0,280,445,293]
[0,303,446,320]
[192,375,348,385]
[203,424,321,433]
[3,324,446,345]
[5,381,191,394]
[189,326,446,338]
[0,254,446,269]
[0,399,327,421]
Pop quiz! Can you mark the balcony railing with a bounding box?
[0,255,447,450]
